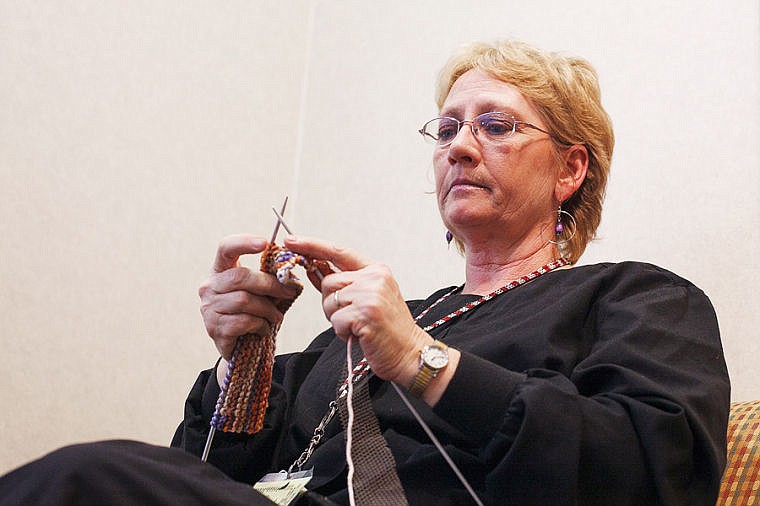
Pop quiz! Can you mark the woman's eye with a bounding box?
[437,124,458,141]
[480,119,512,136]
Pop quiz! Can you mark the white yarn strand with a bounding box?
[345,336,357,506]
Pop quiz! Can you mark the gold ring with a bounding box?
[333,289,342,308]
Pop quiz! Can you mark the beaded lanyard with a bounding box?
[286,256,570,474]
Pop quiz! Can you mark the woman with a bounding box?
[184,40,729,504]
[0,39,729,505]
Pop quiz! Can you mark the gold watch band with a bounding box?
[408,363,437,397]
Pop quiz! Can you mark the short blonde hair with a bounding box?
[436,40,614,262]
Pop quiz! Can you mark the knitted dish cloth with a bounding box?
[210,243,318,434]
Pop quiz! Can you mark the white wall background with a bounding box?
[1,0,758,474]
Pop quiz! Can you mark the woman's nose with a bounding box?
[447,122,481,164]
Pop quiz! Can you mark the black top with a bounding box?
[172,262,730,505]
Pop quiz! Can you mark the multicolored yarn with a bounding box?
[209,243,313,434]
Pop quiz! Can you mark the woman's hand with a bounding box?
[284,235,459,398]
[198,234,299,360]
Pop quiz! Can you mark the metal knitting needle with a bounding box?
[270,195,289,244]
[201,196,289,463]
[270,206,294,235]
[390,383,485,506]
[271,206,325,282]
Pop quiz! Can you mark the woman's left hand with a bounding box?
[284,234,431,387]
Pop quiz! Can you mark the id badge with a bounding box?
[253,469,313,506]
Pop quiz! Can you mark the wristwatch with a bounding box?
[408,340,449,398]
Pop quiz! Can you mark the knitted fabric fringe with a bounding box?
[209,243,308,434]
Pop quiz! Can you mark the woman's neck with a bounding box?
[462,241,562,295]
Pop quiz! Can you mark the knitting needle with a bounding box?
[390,383,485,505]
[201,196,289,463]
[270,206,293,235]
[270,195,289,244]
[270,207,325,283]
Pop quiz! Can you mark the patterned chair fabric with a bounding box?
[717,400,760,505]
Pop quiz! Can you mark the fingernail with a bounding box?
[285,234,298,243]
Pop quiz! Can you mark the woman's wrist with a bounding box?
[397,328,460,407]
[420,347,459,406]
[392,327,434,387]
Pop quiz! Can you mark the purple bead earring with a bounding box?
[549,204,577,246]
[554,207,564,236]
[445,230,453,247]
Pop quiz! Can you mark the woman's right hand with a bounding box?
[198,234,299,361]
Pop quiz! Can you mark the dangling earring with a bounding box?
[554,207,564,236]
[445,230,453,248]
[548,205,577,245]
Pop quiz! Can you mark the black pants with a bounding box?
[0,440,278,506]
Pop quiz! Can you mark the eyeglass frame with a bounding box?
[418,111,557,147]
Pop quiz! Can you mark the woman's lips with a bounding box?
[448,177,488,195]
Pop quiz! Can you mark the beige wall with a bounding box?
[1,0,758,474]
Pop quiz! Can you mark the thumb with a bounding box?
[213,234,268,273]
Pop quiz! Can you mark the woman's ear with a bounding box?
[555,144,588,202]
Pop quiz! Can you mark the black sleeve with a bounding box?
[433,264,730,505]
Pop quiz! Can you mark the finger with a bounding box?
[284,235,372,273]
[207,267,298,299]
[207,290,285,328]
[321,280,361,327]
[328,304,362,342]
[316,269,357,317]
[330,287,348,312]
[215,314,273,339]
[213,234,269,273]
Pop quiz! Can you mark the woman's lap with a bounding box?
[0,439,273,506]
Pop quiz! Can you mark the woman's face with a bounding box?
[434,69,560,249]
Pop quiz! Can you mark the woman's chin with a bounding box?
[442,200,493,225]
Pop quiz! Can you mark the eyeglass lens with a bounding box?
[422,113,517,146]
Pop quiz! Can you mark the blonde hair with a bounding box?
[435,40,614,262]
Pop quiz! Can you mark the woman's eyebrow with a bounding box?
[438,105,462,118]
[440,102,523,119]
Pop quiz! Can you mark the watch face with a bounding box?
[423,345,449,369]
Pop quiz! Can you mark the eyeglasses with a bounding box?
[418,111,554,147]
